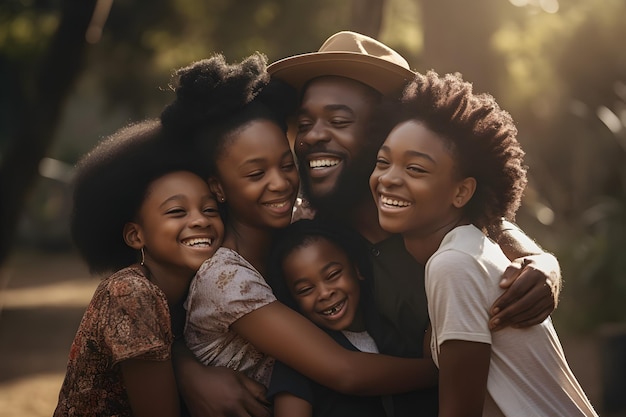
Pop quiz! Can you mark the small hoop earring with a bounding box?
[140,247,145,266]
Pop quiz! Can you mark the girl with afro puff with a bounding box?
[54,119,224,417]
[369,71,597,416]
[161,53,438,416]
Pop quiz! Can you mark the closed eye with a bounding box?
[295,286,313,296]
[165,208,186,216]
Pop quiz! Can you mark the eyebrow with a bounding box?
[297,104,355,117]
[240,149,294,167]
[379,145,436,164]
[289,261,343,287]
[159,194,186,208]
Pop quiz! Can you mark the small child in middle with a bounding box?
[267,218,393,417]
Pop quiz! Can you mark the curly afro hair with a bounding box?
[393,70,528,231]
[70,119,211,274]
[160,52,297,172]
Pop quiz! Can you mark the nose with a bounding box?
[267,168,293,192]
[296,120,329,152]
[376,165,403,188]
[317,282,335,301]
[189,209,211,228]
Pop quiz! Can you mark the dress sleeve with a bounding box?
[185,250,277,333]
[100,276,172,365]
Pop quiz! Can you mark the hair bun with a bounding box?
[161,53,270,132]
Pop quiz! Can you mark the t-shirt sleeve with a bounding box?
[100,276,172,365]
[267,360,314,404]
[185,252,277,333]
[426,249,492,347]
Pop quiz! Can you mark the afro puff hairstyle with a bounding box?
[160,52,297,173]
[70,119,212,275]
[391,70,528,231]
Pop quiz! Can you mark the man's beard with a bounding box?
[299,150,377,219]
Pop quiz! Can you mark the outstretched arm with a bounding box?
[488,219,562,331]
[232,301,439,396]
[171,340,271,417]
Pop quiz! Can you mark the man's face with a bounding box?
[294,76,382,210]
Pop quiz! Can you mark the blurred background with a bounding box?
[1,0,625,415]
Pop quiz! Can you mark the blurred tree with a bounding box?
[0,0,97,265]
[495,0,626,331]
[0,0,387,267]
[421,0,508,95]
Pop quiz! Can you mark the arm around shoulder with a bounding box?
[171,340,271,417]
[489,219,562,330]
[232,301,438,396]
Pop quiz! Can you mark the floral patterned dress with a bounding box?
[53,265,172,417]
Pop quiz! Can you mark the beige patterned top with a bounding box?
[184,247,276,386]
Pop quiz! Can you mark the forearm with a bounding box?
[331,352,438,396]
[492,219,562,299]
[234,301,438,396]
[490,219,544,259]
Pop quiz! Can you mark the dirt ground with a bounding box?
[0,248,622,417]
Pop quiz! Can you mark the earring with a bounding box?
[140,247,145,266]
[219,196,225,203]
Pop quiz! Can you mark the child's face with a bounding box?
[282,237,364,332]
[369,120,464,236]
[136,171,224,275]
[211,119,299,231]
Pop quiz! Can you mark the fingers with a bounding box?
[489,289,552,331]
[237,373,271,417]
[490,264,536,317]
[497,260,524,290]
[489,263,555,331]
[242,398,271,417]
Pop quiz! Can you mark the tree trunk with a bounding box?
[0,0,97,266]
[421,0,504,95]
[351,0,386,37]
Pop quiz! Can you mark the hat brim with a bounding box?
[268,52,416,96]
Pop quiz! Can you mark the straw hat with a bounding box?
[267,31,416,96]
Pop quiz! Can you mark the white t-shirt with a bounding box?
[184,247,276,386]
[426,224,598,416]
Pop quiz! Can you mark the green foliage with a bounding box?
[496,0,626,332]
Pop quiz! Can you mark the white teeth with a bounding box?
[381,196,411,207]
[266,201,288,208]
[183,238,212,247]
[321,300,344,316]
[309,159,339,168]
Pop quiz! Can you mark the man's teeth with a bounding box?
[183,238,212,247]
[381,196,411,207]
[310,159,339,168]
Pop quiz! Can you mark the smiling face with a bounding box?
[211,119,300,231]
[294,76,382,210]
[370,120,474,239]
[131,171,224,277]
[281,236,364,332]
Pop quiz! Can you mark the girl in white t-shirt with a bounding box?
[369,70,598,417]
